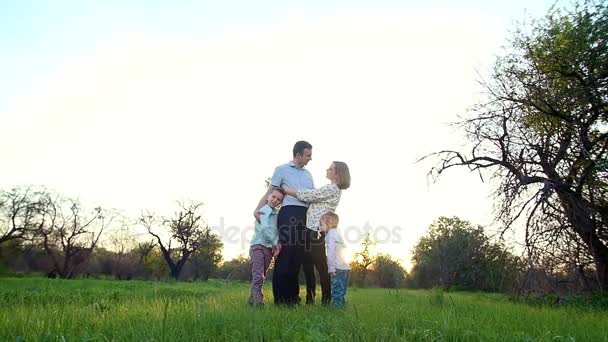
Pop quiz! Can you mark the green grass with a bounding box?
[1,277,607,341]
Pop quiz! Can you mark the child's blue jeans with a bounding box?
[331,269,350,308]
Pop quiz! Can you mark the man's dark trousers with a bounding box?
[272,205,307,305]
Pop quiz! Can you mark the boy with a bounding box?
[320,211,350,308]
[248,188,285,306]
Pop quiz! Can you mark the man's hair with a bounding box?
[321,211,339,229]
[293,141,312,157]
[333,161,351,190]
[271,187,286,198]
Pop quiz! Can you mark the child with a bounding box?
[320,211,351,308]
[248,187,285,306]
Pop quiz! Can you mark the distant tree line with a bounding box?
[0,186,223,281]
[348,216,599,293]
[0,186,601,293]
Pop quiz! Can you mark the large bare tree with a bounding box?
[424,2,608,289]
[140,201,221,280]
[35,193,113,278]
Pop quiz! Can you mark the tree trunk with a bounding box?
[158,247,177,280]
[577,264,592,292]
[558,191,608,290]
[170,267,181,280]
[171,252,191,280]
[589,240,608,291]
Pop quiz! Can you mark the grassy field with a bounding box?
[1,277,607,341]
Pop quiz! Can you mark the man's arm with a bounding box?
[253,185,277,221]
[256,165,282,221]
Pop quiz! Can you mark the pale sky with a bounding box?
[0,0,567,267]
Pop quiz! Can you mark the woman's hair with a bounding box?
[333,161,351,190]
[321,212,339,229]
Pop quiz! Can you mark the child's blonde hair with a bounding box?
[321,212,339,229]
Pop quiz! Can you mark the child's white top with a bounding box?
[326,228,351,273]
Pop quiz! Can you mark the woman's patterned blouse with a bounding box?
[296,184,341,231]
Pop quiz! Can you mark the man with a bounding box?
[254,140,313,305]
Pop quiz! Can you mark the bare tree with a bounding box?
[423,2,608,289]
[140,201,220,280]
[0,187,45,245]
[35,194,113,278]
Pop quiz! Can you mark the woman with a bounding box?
[282,161,350,305]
